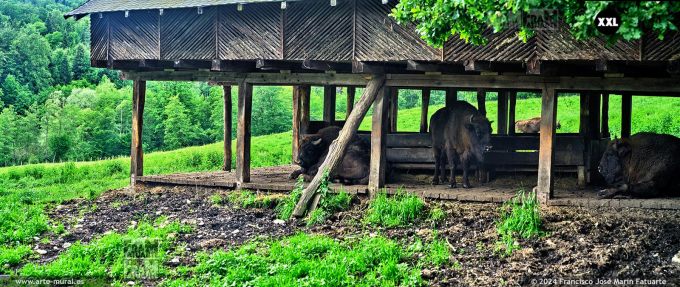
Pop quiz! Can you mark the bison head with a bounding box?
[466,114,493,161]
[598,138,630,185]
[296,136,325,169]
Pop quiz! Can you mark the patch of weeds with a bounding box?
[19,218,191,280]
[225,190,280,209]
[424,236,450,267]
[209,194,224,205]
[0,245,32,273]
[304,171,353,226]
[275,176,304,220]
[365,189,424,227]
[429,207,446,223]
[162,233,424,286]
[494,190,544,256]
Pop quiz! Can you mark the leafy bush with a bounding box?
[0,245,32,273]
[365,190,425,227]
[495,190,544,256]
[275,176,304,220]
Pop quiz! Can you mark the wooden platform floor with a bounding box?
[137,165,680,210]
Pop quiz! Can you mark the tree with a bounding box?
[51,48,72,86]
[163,96,198,150]
[251,86,291,136]
[391,1,680,47]
[70,44,90,81]
[0,107,17,165]
[10,27,52,92]
[2,75,32,111]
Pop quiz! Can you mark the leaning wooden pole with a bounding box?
[292,75,386,218]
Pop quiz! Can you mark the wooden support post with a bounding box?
[346,86,356,119]
[300,85,311,134]
[292,86,303,161]
[369,85,390,195]
[292,76,386,218]
[476,89,486,116]
[420,88,431,133]
[388,87,398,133]
[621,93,632,138]
[601,93,610,138]
[588,93,601,139]
[236,81,253,183]
[508,91,517,135]
[323,85,336,126]
[578,93,590,187]
[536,86,557,203]
[130,80,146,186]
[497,90,509,135]
[445,88,457,107]
[222,85,232,171]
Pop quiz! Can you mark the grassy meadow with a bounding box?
[0,93,678,282]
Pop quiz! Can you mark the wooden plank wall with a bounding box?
[94,2,441,62]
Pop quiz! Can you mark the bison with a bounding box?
[289,126,370,184]
[430,101,492,188]
[597,132,680,198]
[515,117,561,133]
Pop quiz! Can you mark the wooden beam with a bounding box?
[476,89,487,116]
[352,61,384,74]
[497,91,509,135]
[369,85,390,194]
[601,93,610,138]
[323,85,337,125]
[236,81,253,183]
[508,91,517,135]
[420,88,431,133]
[292,86,303,161]
[212,60,256,72]
[445,88,457,107]
[621,93,632,138]
[388,87,398,132]
[121,71,680,94]
[173,60,212,70]
[130,80,146,185]
[465,60,523,73]
[346,87,356,119]
[292,75,386,217]
[222,85,232,171]
[139,59,174,70]
[579,93,590,186]
[536,86,557,203]
[300,85,311,134]
[256,59,298,71]
[302,60,351,72]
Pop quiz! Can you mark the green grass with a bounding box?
[275,176,305,220]
[365,190,425,228]
[495,190,544,256]
[19,218,191,280]
[162,233,424,287]
[214,190,282,209]
[0,245,32,273]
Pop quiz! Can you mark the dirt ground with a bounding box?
[36,185,680,286]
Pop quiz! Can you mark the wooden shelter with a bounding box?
[67,0,680,208]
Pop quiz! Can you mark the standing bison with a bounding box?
[430,101,492,188]
[289,126,370,184]
[598,132,680,198]
[515,117,561,133]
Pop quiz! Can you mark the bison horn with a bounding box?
[312,138,322,145]
[469,114,475,124]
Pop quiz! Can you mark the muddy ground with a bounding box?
[33,185,680,286]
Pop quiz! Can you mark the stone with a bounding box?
[232,229,240,234]
[62,242,72,249]
[35,249,47,255]
[170,257,180,264]
[672,251,680,265]
[199,238,227,249]
[273,219,285,225]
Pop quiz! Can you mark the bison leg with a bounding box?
[439,152,448,183]
[629,180,660,198]
[597,184,629,198]
[461,159,471,188]
[432,147,442,185]
[445,148,457,188]
[288,168,306,180]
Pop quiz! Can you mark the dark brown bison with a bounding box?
[430,101,492,188]
[289,126,370,184]
[515,117,561,133]
[598,132,680,198]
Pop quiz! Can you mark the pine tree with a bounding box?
[71,44,90,81]
[163,96,197,150]
[50,48,72,86]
